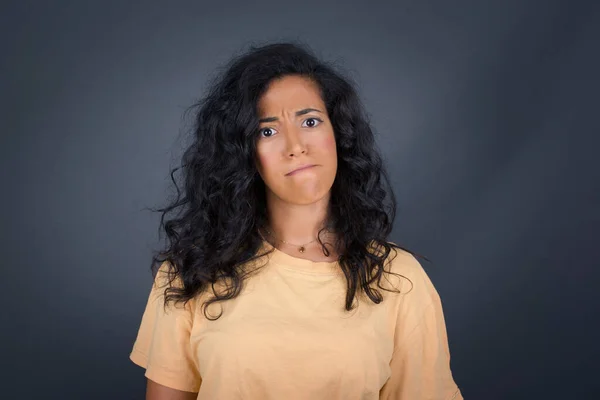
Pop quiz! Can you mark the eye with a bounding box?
[258,127,278,138]
[302,117,323,128]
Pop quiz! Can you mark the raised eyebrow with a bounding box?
[296,108,323,116]
[258,108,323,123]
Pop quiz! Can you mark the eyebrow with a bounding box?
[258,108,323,123]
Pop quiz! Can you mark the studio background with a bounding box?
[1,0,598,399]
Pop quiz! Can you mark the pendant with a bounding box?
[298,246,305,253]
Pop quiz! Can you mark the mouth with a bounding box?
[286,164,317,176]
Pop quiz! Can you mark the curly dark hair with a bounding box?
[146,41,423,320]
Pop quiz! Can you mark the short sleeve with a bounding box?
[129,261,202,393]
[379,254,463,400]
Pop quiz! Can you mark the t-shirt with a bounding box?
[129,241,463,399]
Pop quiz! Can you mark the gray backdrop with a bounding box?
[1,0,598,399]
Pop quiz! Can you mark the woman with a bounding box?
[129,42,463,400]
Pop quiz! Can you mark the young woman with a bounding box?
[129,42,463,400]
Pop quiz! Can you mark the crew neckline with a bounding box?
[260,240,341,275]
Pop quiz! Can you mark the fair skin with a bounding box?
[146,380,197,400]
[255,74,339,261]
[145,74,339,399]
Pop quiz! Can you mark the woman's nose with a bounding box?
[285,127,307,157]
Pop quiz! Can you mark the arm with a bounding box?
[379,252,462,399]
[379,300,462,399]
[146,379,198,400]
[129,262,203,395]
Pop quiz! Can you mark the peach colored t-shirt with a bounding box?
[129,242,463,399]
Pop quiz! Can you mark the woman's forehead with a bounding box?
[258,76,324,114]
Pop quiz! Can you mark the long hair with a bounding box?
[147,41,423,319]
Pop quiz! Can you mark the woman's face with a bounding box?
[255,75,338,205]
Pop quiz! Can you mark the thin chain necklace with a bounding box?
[264,228,317,253]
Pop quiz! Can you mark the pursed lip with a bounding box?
[286,164,317,176]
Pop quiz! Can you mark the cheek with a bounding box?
[323,135,337,152]
[256,151,277,176]
[317,132,338,162]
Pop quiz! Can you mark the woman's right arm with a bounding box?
[129,262,203,397]
[146,379,198,400]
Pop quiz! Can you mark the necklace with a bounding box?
[264,228,317,253]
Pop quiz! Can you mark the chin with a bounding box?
[286,189,332,205]
[265,180,334,205]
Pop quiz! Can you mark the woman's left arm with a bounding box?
[379,255,463,400]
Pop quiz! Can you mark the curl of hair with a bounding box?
[145,41,426,320]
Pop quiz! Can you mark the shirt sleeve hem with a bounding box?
[129,348,200,393]
[144,368,200,393]
[129,347,148,369]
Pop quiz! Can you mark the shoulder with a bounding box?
[375,241,441,305]
[150,260,202,314]
[153,260,185,293]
